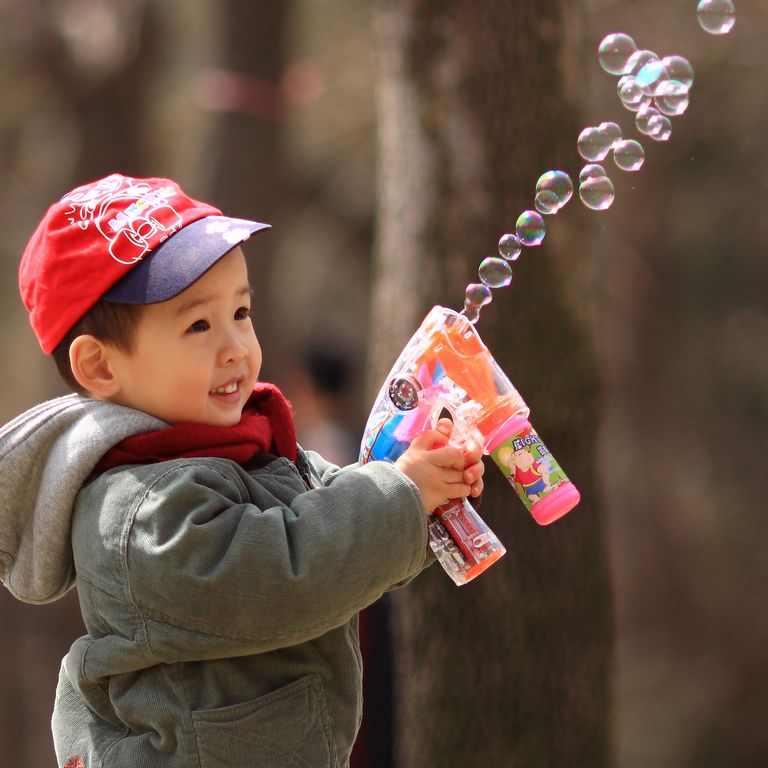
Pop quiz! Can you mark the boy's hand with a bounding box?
[394,418,485,514]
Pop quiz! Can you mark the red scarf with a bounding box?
[96,382,297,471]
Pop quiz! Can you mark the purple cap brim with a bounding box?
[103,215,271,304]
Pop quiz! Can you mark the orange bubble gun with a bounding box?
[360,306,580,585]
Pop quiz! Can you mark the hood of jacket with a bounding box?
[0,394,165,604]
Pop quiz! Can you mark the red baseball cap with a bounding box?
[19,173,270,354]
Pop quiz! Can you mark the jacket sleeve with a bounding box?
[117,458,429,657]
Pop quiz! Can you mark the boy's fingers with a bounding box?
[462,460,485,483]
[435,417,454,438]
[428,444,465,469]
[410,427,449,451]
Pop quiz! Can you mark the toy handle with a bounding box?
[427,498,506,585]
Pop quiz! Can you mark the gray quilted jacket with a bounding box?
[0,395,431,767]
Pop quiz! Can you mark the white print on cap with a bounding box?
[61,174,183,265]
[205,219,253,245]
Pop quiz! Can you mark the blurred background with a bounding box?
[0,1,765,766]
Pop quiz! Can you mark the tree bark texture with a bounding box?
[371,1,612,766]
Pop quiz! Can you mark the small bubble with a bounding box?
[618,76,651,112]
[661,55,694,90]
[636,105,661,136]
[498,233,522,261]
[515,210,546,246]
[654,80,690,116]
[613,139,645,171]
[697,0,736,35]
[579,163,608,183]
[465,282,493,307]
[579,175,615,211]
[598,33,638,75]
[578,126,611,161]
[648,114,672,141]
[478,257,513,288]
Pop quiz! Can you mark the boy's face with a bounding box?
[106,247,262,426]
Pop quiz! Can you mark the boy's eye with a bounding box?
[188,319,210,333]
[235,306,251,321]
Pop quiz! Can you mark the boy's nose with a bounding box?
[219,335,249,366]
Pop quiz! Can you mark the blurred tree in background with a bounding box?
[1,1,767,767]
[371,0,610,765]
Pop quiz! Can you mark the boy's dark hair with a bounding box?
[52,301,145,394]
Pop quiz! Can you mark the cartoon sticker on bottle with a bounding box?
[490,419,579,524]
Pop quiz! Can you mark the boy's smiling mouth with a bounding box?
[209,379,241,396]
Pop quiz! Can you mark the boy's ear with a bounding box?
[69,335,121,398]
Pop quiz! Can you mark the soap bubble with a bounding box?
[515,210,546,246]
[478,257,513,288]
[579,163,608,182]
[655,80,690,116]
[697,0,736,35]
[648,114,673,141]
[465,282,493,307]
[578,126,611,161]
[636,105,661,136]
[635,60,669,96]
[598,121,623,149]
[535,190,560,215]
[461,303,481,324]
[661,55,694,90]
[625,49,661,77]
[535,170,574,212]
[613,139,645,171]
[598,32,638,75]
[498,233,522,261]
[579,175,615,211]
[618,76,651,112]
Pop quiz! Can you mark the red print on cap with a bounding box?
[19,174,221,354]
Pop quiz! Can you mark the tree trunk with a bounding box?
[371,1,612,765]
[201,0,294,381]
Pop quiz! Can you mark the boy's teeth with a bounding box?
[211,382,238,395]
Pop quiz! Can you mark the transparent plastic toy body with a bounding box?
[360,306,580,585]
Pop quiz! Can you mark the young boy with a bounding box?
[0,173,483,768]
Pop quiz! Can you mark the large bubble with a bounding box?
[598,33,638,75]
[579,175,615,211]
[655,80,690,116]
[535,170,574,214]
[697,0,736,35]
[577,126,611,161]
[661,55,694,90]
[613,139,645,171]
[465,282,493,307]
[498,233,522,261]
[516,210,546,246]
[478,258,513,288]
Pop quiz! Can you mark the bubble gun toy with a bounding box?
[359,306,580,585]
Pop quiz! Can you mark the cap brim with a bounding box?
[103,215,271,304]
